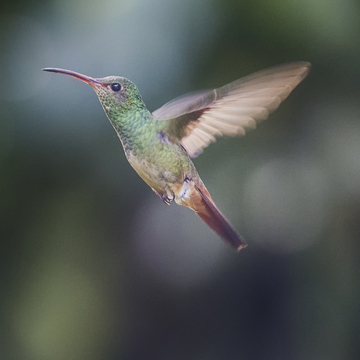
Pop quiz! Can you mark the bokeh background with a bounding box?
[1,0,360,359]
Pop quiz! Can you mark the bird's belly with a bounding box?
[125,139,201,202]
[127,153,180,193]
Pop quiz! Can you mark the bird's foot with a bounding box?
[158,189,175,205]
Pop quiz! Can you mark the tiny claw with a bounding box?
[158,190,175,205]
[162,197,171,205]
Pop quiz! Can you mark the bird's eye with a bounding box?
[110,83,121,92]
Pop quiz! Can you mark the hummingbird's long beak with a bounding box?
[42,68,102,87]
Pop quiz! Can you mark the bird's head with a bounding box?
[42,68,145,114]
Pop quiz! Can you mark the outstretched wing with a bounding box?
[153,62,310,157]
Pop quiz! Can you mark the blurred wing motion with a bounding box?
[154,62,311,157]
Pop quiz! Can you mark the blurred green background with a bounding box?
[1,0,360,359]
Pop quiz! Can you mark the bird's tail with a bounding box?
[178,182,247,251]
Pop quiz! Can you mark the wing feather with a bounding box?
[154,62,310,157]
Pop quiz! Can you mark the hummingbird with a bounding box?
[42,62,310,251]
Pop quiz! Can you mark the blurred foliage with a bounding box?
[1,0,360,359]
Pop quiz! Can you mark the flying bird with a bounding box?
[43,62,310,251]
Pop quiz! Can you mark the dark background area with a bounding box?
[1,1,360,359]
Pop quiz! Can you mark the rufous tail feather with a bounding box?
[182,183,247,251]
